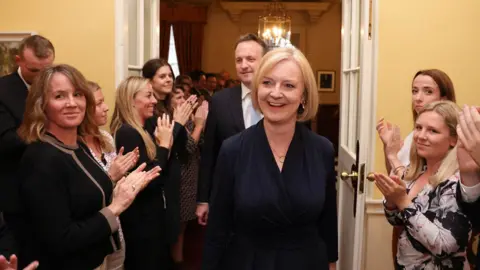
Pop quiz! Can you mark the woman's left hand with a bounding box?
[374,173,410,210]
[108,147,139,182]
[457,140,480,174]
[173,95,198,126]
[457,105,480,167]
[328,262,336,270]
[154,113,175,148]
[194,101,209,127]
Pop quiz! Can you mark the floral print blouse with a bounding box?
[89,130,117,172]
[384,171,472,270]
[88,130,125,270]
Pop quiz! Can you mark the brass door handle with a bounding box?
[340,171,358,181]
[366,172,375,182]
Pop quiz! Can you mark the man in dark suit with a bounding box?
[196,33,268,225]
[0,35,55,257]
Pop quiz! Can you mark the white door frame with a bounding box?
[115,0,160,85]
[115,0,128,87]
[337,0,378,269]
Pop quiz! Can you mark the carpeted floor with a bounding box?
[182,220,206,270]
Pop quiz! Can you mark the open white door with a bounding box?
[337,0,377,269]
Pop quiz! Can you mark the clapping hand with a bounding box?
[194,101,209,128]
[373,173,410,210]
[108,147,139,182]
[108,163,161,216]
[457,105,480,167]
[376,118,403,158]
[457,140,480,174]
[174,95,198,126]
[0,255,38,270]
[154,113,175,149]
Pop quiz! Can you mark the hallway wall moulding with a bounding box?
[219,1,331,23]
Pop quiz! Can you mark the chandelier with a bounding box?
[258,0,292,49]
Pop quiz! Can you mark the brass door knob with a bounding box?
[340,171,358,181]
[366,172,375,182]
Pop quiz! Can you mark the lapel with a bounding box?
[228,85,245,131]
[1,71,28,122]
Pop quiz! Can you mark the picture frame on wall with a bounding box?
[317,70,335,92]
[0,32,35,77]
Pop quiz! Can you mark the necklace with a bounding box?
[271,147,287,163]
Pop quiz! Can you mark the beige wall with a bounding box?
[366,1,480,269]
[0,0,116,121]
[374,0,480,177]
[202,2,341,104]
[364,202,394,270]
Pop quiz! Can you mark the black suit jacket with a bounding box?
[0,71,28,213]
[197,85,244,203]
[456,184,480,270]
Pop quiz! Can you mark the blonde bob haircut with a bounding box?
[110,76,156,161]
[18,64,99,144]
[251,47,319,122]
[404,100,460,187]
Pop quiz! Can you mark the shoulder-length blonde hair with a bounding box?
[110,76,156,160]
[18,64,99,144]
[251,47,319,122]
[404,100,460,187]
[84,80,114,153]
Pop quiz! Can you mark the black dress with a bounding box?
[144,116,188,244]
[15,134,121,270]
[202,121,338,270]
[114,124,170,269]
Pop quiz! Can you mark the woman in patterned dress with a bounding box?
[84,81,139,180]
[168,85,208,265]
[374,101,471,269]
[82,81,140,270]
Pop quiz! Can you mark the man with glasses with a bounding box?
[0,35,55,257]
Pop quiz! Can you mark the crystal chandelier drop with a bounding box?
[258,0,292,49]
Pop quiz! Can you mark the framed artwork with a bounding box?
[0,32,35,77]
[317,70,335,92]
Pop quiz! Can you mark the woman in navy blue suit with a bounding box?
[202,47,338,270]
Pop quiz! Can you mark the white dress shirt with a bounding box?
[17,67,30,89]
[241,83,263,128]
[460,181,480,203]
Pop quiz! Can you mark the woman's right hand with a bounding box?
[108,147,139,182]
[107,163,161,216]
[173,95,198,126]
[376,118,403,158]
[374,173,409,210]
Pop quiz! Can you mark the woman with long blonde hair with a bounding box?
[376,69,457,265]
[14,65,160,270]
[110,76,174,269]
[374,101,471,269]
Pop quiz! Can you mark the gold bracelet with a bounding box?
[393,165,405,175]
